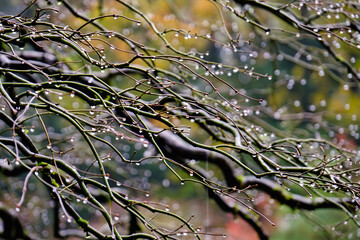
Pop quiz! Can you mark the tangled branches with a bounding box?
[0,0,360,239]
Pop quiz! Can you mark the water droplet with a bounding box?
[116,182,121,186]
[145,192,150,197]
[67,218,72,223]
[15,207,20,212]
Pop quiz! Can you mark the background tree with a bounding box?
[0,0,360,239]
